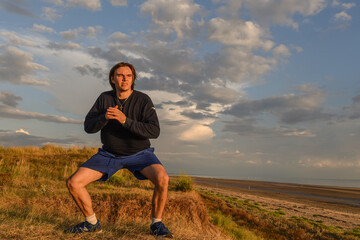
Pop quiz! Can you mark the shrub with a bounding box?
[174,173,193,192]
[107,174,125,186]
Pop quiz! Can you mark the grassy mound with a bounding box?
[0,145,227,239]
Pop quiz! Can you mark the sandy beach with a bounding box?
[192,177,360,231]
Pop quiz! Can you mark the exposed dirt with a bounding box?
[192,177,360,231]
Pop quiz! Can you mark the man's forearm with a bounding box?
[84,113,108,133]
[123,118,160,139]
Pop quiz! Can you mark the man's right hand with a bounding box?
[106,105,127,125]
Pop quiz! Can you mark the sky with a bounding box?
[0,0,359,185]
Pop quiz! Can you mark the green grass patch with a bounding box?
[210,210,262,240]
[290,216,345,233]
[345,227,360,237]
[271,208,286,216]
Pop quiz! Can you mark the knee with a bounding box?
[155,171,169,189]
[66,177,73,190]
[66,177,81,192]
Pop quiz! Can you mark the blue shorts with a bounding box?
[80,147,162,181]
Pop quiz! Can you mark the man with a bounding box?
[65,62,173,238]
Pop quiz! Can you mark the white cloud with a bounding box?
[263,40,275,52]
[332,0,340,7]
[15,128,30,135]
[0,46,49,85]
[0,104,82,124]
[87,26,103,38]
[341,3,356,9]
[46,41,81,50]
[179,124,215,142]
[137,71,154,79]
[60,29,78,40]
[192,83,240,104]
[272,44,291,57]
[292,45,303,53]
[60,26,102,40]
[146,90,184,106]
[281,128,316,137]
[334,11,352,23]
[109,0,127,6]
[205,46,277,83]
[42,7,62,21]
[108,32,131,42]
[208,18,271,50]
[1,32,38,46]
[0,129,86,147]
[30,24,56,33]
[244,0,327,29]
[140,0,201,38]
[219,149,244,156]
[66,0,101,11]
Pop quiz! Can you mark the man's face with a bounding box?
[111,66,134,92]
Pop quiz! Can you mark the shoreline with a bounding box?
[191,176,360,208]
[182,175,360,188]
[191,176,360,230]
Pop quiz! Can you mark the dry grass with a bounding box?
[0,188,225,239]
[0,145,228,240]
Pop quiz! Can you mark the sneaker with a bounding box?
[64,220,102,233]
[150,222,173,238]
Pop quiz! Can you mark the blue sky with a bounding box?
[0,0,359,184]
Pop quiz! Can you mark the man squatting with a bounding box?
[65,62,173,238]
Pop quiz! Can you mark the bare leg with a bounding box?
[140,164,169,219]
[66,167,104,217]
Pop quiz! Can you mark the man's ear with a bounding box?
[110,76,114,83]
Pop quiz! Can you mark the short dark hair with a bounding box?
[108,62,137,90]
